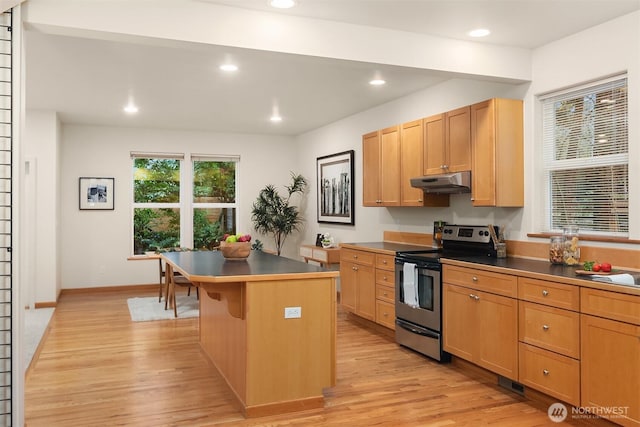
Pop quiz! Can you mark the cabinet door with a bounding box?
[581,314,640,426]
[355,263,376,321]
[339,261,357,312]
[470,99,496,206]
[380,126,401,206]
[400,120,426,206]
[443,284,476,361]
[445,106,471,173]
[362,131,381,206]
[424,113,446,176]
[477,290,518,380]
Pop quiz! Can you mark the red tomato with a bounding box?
[601,262,612,272]
[592,263,601,272]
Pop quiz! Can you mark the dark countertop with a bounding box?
[162,250,339,283]
[341,241,640,296]
[341,241,433,254]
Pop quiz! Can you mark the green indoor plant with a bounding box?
[251,173,307,256]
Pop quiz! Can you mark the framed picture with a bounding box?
[79,177,114,210]
[317,150,354,225]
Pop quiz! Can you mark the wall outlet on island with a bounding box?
[284,306,301,319]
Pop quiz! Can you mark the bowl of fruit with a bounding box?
[219,233,252,260]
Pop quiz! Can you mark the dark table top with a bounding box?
[161,250,339,283]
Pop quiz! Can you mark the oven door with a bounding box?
[395,260,441,331]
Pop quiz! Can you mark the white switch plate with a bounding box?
[284,306,301,319]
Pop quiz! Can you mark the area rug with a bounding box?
[127,296,199,322]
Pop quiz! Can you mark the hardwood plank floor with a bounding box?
[25,287,615,426]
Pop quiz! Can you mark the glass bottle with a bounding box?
[549,236,564,264]
[562,226,580,266]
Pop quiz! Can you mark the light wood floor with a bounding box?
[25,287,614,426]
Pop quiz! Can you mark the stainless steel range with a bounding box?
[394,224,498,362]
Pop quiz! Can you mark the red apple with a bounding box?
[600,262,612,272]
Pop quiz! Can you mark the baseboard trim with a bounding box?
[60,283,159,295]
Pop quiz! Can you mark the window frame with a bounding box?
[131,152,239,254]
[538,74,629,237]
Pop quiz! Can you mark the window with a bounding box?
[540,75,628,236]
[132,153,238,253]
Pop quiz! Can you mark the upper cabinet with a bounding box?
[401,120,449,207]
[363,126,401,206]
[470,98,524,207]
[423,106,471,176]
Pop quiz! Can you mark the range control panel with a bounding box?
[442,225,497,244]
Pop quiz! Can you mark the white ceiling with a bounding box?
[24,0,640,136]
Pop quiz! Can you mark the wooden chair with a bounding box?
[164,263,199,318]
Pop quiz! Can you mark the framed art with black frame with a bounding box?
[316,150,354,225]
[79,177,114,210]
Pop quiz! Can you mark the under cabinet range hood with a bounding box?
[410,171,471,194]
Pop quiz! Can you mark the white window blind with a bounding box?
[540,75,628,235]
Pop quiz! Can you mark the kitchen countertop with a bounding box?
[341,241,433,255]
[341,242,640,296]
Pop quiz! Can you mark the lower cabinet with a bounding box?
[581,288,640,427]
[340,248,396,330]
[443,283,518,380]
[340,249,375,321]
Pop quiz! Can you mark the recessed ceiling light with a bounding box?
[270,115,283,122]
[124,103,139,114]
[468,28,490,38]
[219,64,238,72]
[270,0,296,9]
[369,79,386,86]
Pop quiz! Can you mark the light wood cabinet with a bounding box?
[362,127,401,206]
[400,119,449,207]
[362,130,382,206]
[470,98,524,207]
[423,107,471,175]
[581,289,640,427]
[340,249,375,320]
[519,342,580,406]
[374,253,396,329]
[519,301,580,359]
[443,276,518,380]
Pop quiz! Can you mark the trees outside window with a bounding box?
[132,155,238,253]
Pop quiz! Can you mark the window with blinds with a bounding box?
[540,75,628,235]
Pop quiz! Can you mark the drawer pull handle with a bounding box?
[383,276,388,281]
[472,276,478,282]
[382,260,387,264]
[542,325,550,331]
[383,292,388,297]
[469,294,480,301]
[353,266,358,271]
[542,290,549,297]
[543,369,550,376]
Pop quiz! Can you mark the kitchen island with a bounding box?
[161,250,339,418]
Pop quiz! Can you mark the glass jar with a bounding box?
[549,236,564,264]
[562,226,580,265]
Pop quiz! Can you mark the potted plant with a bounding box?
[251,173,307,256]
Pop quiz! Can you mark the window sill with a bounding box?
[527,233,640,245]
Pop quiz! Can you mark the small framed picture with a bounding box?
[79,177,114,210]
[316,150,355,225]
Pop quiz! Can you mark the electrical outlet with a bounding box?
[284,306,301,319]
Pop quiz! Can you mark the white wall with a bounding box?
[58,125,297,289]
[23,110,59,302]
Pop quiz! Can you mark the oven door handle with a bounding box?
[396,319,439,339]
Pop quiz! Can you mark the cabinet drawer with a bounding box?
[443,265,517,298]
[581,287,640,325]
[376,284,395,303]
[519,301,580,359]
[519,343,580,406]
[375,254,395,271]
[376,299,395,329]
[375,268,395,287]
[518,277,579,311]
[340,249,375,266]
